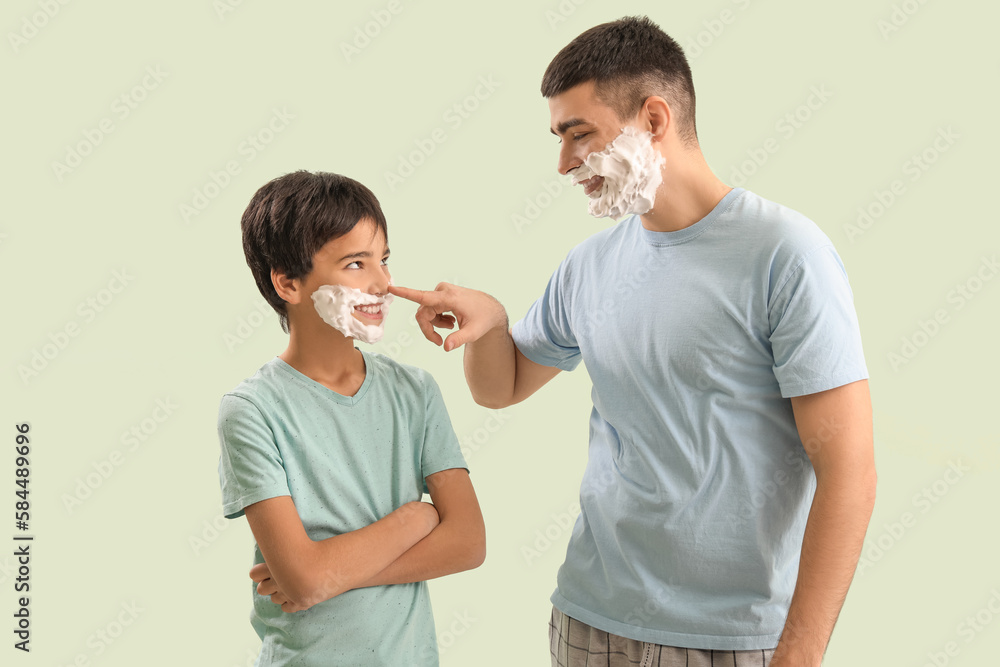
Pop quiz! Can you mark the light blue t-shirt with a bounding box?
[511,187,868,650]
[217,350,468,666]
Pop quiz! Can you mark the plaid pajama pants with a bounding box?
[549,607,775,667]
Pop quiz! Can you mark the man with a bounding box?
[391,16,875,667]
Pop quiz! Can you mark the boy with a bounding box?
[217,170,485,666]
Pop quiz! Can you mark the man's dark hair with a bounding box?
[240,170,388,333]
[541,15,698,147]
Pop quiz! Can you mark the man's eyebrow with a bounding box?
[336,247,390,263]
[551,117,589,136]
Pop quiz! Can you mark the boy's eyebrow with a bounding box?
[551,117,589,136]
[337,247,391,263]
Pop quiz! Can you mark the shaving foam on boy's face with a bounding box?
[571,126,666,220]
[312,285,394,344]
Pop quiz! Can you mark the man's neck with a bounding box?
[640,151,732,233]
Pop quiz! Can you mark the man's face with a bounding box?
[549,80,636,192]
[300,218,391,328]
[550,80,667,219]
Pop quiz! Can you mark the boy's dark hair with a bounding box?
[240,170,388,333]
[541,15,698,147]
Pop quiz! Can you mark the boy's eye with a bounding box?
[346,261,360,269]
[381,257,389,266]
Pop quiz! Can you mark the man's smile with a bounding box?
[579,175,605,196]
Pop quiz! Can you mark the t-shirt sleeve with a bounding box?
[418,374,469,492]
[510,256,582,371]
[217,393,291,519]
[768,244,869,397]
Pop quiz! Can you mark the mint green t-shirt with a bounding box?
[217,350,468,667]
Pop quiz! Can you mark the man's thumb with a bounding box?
[443,329,473,352]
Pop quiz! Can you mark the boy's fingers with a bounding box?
[249,563,271,581]
[256,578,278,596]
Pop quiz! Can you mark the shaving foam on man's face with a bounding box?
[571,126,666,219]
[312,285,394,344]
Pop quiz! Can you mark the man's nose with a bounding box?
[557,143,580,176]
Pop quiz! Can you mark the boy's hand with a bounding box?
[250,563,310,613]
[392,500,440,532]
[388,283,508,352]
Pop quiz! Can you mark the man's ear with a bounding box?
[641,95,672,143]
[271,269,303,305]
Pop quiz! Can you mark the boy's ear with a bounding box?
[271,269,303,305]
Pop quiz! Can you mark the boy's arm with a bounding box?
[359,467,485,587]
[252,468,484,611]
[244,495,439,612]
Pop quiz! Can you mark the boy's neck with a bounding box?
[279,322,368,397]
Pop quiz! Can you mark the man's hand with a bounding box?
[388,283,507,352]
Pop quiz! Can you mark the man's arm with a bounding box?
[243,496,438,612]
[388,283,561,408]
[770,379,877,667]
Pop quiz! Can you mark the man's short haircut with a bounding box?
[541,15,698,147]
[240,170,388,333]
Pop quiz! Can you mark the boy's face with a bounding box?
[299,218,391,328]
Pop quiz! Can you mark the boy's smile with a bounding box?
[353,302,386,323]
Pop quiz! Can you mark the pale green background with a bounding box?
[2,0,997,665]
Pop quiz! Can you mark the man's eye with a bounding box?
[573,132,590,141]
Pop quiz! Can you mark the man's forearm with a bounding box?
[772,469,876,665]
[463,322,516,408]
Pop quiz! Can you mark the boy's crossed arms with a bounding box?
[246,467,485,613]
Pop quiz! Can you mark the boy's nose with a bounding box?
[372,269,391,296]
